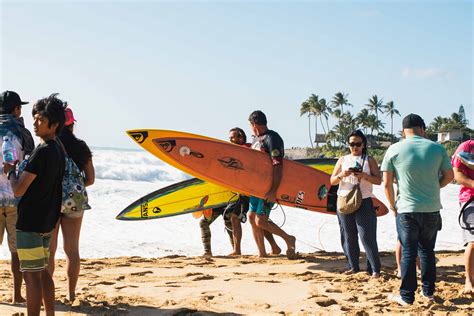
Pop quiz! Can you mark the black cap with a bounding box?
[402,113,426,129]
[0,90,29,113]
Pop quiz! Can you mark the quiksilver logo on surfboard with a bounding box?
[218,157,244,170]
[129,131,148,144]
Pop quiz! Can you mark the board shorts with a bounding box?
[16,230,51,272]
[461,201,474,246]
[0,206,18,252]
[249,197,273,216]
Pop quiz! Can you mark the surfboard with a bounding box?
[457,151,474,170]
[123,129,388,219]
[116,158,338,220]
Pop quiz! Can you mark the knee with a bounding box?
[255,216,267,228]
[199,219,208,229]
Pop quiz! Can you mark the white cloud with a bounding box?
[401,67,446,79]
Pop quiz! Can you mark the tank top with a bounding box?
[337,154,373,199]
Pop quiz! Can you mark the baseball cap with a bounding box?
[0,90,29,113]
[402,113,426,129]
[65,108,77,126]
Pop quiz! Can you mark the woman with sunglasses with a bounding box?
[330,130,382,277]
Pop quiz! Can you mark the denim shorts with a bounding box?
[16,230,51,272]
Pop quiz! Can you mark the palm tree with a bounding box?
[355,109,370,135]
[384,101,401,139]
[307,94,321,146]
[331,92,352,117]
[366,114,385,138]
[365,95,385,123]
[300,100,314,148]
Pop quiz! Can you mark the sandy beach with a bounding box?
[0,251,472,315]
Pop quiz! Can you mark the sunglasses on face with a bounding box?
[349,142,363,148]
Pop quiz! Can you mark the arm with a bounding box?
[439,168,454,188]
[453,167,474,188]
[355,156,382,185]
[83,158,95,187]
[265,163,283,203]
[330,157,351,185]
[383,170,397,215]
[9,170,37,197]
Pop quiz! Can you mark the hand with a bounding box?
[265,190,277,204]
[339,170,352,178]
[2,162,16,175]
[354,172,367,181]
[390,206,397,216]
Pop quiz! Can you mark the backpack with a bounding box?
[61,156,91,214]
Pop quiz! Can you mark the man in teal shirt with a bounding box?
[382,113,453,305]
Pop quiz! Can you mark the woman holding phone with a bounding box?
[330,130,382,277]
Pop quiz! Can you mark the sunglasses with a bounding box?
[349,142,363,148]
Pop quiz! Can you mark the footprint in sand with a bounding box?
[116,275,125,281]
[254,280,281,283]
[192,275,215,281]
[185,272,203,277]
[89,280,116,286]
[130,270,153,277]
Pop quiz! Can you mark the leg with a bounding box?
[11,252,25,303]
[47,221,60,276]
[60,215,83,301]
[338,211,360,272]
[199,210,219,256]
[355,199,381,275]
[248,212,266,257]
[223,213,234,249]
[23,271,43,316]
[462,204,474,293]
[396,213,419,304]
[230,214,242,255]
[465,242,474,293]
[418,213,441,297]
[4,206,25,303]
[395,239,402,277]
[336,212,350,270]
[255,216,295,259]
[41,269,55,315]
[263,228,281,255]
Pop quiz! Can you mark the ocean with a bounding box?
[0,147,465,259]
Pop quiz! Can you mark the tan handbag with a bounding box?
[337,154,366,215]
[337,184,362,214]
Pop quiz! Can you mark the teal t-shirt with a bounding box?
[381,136,452,213]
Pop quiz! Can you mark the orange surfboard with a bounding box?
[152,136,331,212]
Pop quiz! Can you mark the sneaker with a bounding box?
[419,290,434,301]
[388,293,410,306]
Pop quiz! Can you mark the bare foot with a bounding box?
[257,253,269,258]
[202,252,212,258]
[228,251,241,256]
[463,282,474,294]
[270,245,281,255]
[12,296,26,304]
[286,235,296,260]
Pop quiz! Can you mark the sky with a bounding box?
[1,0,472,149]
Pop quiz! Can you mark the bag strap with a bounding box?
[459,196,474,231]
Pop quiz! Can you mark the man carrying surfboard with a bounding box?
[227,127,281,256]
[247,110,297,259]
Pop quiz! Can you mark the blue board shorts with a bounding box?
[249,197,273,216]
[16,230,51,272]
